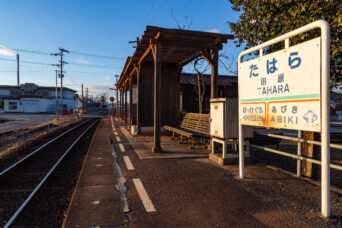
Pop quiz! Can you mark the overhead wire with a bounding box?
[7,47,125,61]
[68,50,126,60]
[0,57,122,70]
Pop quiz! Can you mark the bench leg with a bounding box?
[179,135,184,144]
[171,132,176,140]
[190,138,196,149]
[203,138,207,149]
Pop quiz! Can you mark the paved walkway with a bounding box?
[64,116,342,227]
[62,118,123,227]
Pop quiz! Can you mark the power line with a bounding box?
[69,51,126,60]
[0,57,54,66]
[66,70,114,75]
[8,47,125,61]
[11,48,53,55]
[0,57,122,70]
[149,0,169,24]
[68,61,123,69]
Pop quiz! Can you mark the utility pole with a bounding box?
[115,74,119,115]
[55,70,59,119]
[52,48,69,114]
[16,54,20,86]
[85,87,88,114]
[81,84,84,114]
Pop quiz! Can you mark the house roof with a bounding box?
[0,84,76,92]
[180,73,237,86]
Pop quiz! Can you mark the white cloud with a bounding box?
[76,57,89,64]
[64,79,82,87]
[105,76,111,81]
[206,28,220,33]
[63,79,114,96]
[87,83,113,96]
[0,45,16,56]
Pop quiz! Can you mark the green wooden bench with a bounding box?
[163,112,210,148]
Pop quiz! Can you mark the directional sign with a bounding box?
[239,37,321,132]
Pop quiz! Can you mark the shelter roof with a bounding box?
[117,26,234,89]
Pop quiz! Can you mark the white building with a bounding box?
[0,83,76,113]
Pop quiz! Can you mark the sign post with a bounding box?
[110,96,114,116]
[238,20,330,217]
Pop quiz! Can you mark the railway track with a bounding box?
[0,117,100,227]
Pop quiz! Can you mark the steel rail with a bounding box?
[4,118,99,228]
[0,118,93,176]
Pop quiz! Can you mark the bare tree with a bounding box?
[170,8,192,30]
[190,57,209,113]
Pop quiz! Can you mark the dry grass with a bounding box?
[0,117,79,159]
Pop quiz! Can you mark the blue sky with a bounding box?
[0,0,243,96]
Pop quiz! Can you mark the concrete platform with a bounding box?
[62,118,124,228]
[62,116,342,227]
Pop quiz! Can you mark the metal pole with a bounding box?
[297,130,302,177]
[239,124,244,178]
[16,54,19,86]
[321,20,330,218]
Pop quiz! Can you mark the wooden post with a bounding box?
[179,91,183,112]
[201,49,219,99]
[124,84,128,124]
[151,43,162,153]
[136,64,141,134]
[302,131,319,178]
[129,78,133,126]
[211,49,218,99]
[120,90,123,119]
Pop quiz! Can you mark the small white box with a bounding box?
[210,98,253,139]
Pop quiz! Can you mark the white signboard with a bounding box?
[132,84,137,104]
[239,37,321,132]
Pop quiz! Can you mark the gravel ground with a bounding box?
[12,120,98,227]
[0,118,85,172]
[0,118,99,227]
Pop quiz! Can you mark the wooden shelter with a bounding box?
[117,26,233,153]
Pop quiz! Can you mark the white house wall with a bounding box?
[4,99,20,112]
[3,98,75,113]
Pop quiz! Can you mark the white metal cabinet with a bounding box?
[210,98,253,139]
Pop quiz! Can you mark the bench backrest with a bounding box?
[176,112,210,136]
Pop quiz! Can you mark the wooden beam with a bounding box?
[138,42,153,65]
[201,50,214,66]
[179,51,202,67]
[161,47,176,61]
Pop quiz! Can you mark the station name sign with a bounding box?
[239,37,321,132]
